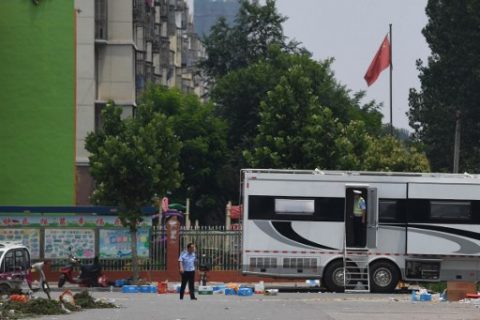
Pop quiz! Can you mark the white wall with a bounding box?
[97,45,135,103]
[75,0,95,165]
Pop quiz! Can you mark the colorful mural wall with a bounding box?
[99,229,150,258]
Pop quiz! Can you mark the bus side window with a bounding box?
[379,199,406,223]
[430,200,471,221]
[379,200,397,222]
[407,199,429,223]
[472,201,480,223]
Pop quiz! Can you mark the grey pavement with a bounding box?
[29,290,480,320]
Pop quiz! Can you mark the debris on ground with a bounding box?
[0,290,117,319]
[59,289,75,305]
[0,298,66,319]
[74,290,117,309]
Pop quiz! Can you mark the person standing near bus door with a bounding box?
[179,242,197,300]
[353,192,366,247]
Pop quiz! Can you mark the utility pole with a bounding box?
[453,110,461,173]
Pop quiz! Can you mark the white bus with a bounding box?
[241,169,480,292]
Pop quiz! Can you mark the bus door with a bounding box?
[345,186,378,248]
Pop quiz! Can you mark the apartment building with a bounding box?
[76,0,207,204]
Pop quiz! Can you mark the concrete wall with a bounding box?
[75,0,95,166]
[97,45,135,103]
[97,0,136,105]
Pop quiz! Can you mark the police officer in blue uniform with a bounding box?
[178,242,197,300]
[353,191,367,247]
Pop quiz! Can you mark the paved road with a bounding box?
[34,291,480,320]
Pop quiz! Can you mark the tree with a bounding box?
[408,0,480,172]
[243,64,341,169]
[245,66,430,172]
[213,49,383,159]
[141,86,229,225]
[362,136,430,172]
[200,0,299,79]
[85,101,182,280]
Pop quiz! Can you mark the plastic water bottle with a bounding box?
[110,285,113,292]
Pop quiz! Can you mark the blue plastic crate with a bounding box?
[420,293,432,301]
[122,285,139,293]
[237,288,253,296]
[225,288,236,295]
[139,285,151,293]
[115,279,126,287]
[213,285,226,291]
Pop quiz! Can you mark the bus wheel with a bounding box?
[370,261,399,293]
[323,260,356,293]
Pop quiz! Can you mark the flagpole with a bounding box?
[389,24,393,135]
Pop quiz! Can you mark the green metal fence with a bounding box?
[179,226,242,271]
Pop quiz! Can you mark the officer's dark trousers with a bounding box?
[353,216,365,247]
[180,271,195,299]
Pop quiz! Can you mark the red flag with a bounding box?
[364,36,391,86]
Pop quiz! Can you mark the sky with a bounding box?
[274,0,431,130]
[188,0,431,129]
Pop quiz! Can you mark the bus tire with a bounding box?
[370,260,399,293]
[323,260,347,293]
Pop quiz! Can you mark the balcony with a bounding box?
[159,1,168,18]
[159,37,170,68]
[133,0,146,23]
[135,51,146,99]
[145,62,154,85]
[151,24,161,52]
[144,15,155,42]
[175,0,186,11]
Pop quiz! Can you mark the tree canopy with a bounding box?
[140,86,229,225]
[244,64,430,172]
[408,0,480,172]
[212,48,384,160]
